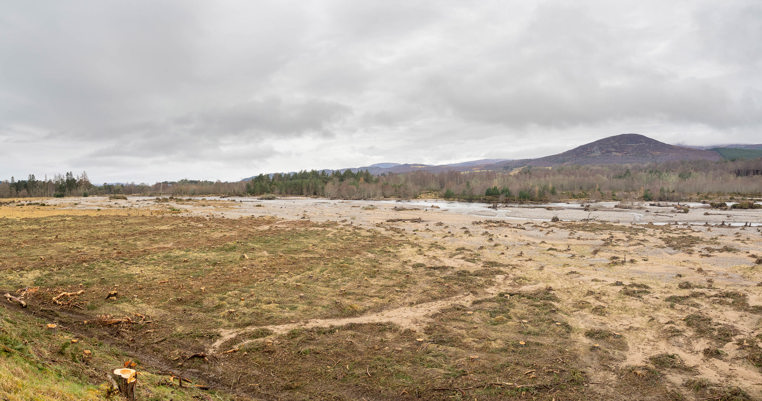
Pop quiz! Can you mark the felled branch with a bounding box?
[96,315,134,326]
[4,293,26,308]
[185,352,208,361]
[52,290,84,305]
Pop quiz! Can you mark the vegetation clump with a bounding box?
[648,353,692,371]
[684,313,738,344]
[620,283,651,297]
[731,201,761,209]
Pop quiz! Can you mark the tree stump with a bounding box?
[112,368,137,400]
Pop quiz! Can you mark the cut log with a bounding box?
[52,290,84,305]
[112,368,137,400]
[96,314,133,326]
[3,293,26,308]
[170,375,193,387]
[101,317,132,325]
[186,352,208,361]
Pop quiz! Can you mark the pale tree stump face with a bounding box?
[112,368,137,400]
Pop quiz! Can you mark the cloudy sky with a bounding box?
[1,1,760,183]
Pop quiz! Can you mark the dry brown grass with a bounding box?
[2,198,762,400]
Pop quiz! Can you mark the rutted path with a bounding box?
[208,274,537,353]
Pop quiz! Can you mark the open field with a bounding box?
[2,196,762,400]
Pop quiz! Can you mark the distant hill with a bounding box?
[492,134,722,169]
[245,134,757,180]
[242,159,511,180]
[347,159,510,175]
[367,163,401,169]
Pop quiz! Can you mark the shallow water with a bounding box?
[54,196,762,227]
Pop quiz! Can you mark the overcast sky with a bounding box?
[1,1,760,183]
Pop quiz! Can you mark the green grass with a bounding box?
[1,215,511,399]
[0,306,230,401]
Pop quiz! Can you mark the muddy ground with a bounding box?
[1,196,761,400]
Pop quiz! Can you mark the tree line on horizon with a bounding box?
[1,159,761,202]
[0,172,93,198]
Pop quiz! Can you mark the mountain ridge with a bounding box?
[495,133,722,169]
[245,134,757,179]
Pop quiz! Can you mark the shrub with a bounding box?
[731,201,761,209]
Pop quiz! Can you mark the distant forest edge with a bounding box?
[2,159,761,202]
[711,147,762,161]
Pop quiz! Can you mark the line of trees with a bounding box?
[1,158,760,201]
[0,172,93,198]
[245,169,376,197]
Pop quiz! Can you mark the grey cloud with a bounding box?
[183,97,351,136]
[696,2,762,65]
[0,0,760,182]
[77,96,352,162]
[414,2,761,129]
[428,74,747,128]
[0,2,201,129]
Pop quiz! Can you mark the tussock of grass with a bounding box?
[648,353,694,371]
[684,313,738,345]
[661,234,703,252]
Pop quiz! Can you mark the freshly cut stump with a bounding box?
[112,368,137,400]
